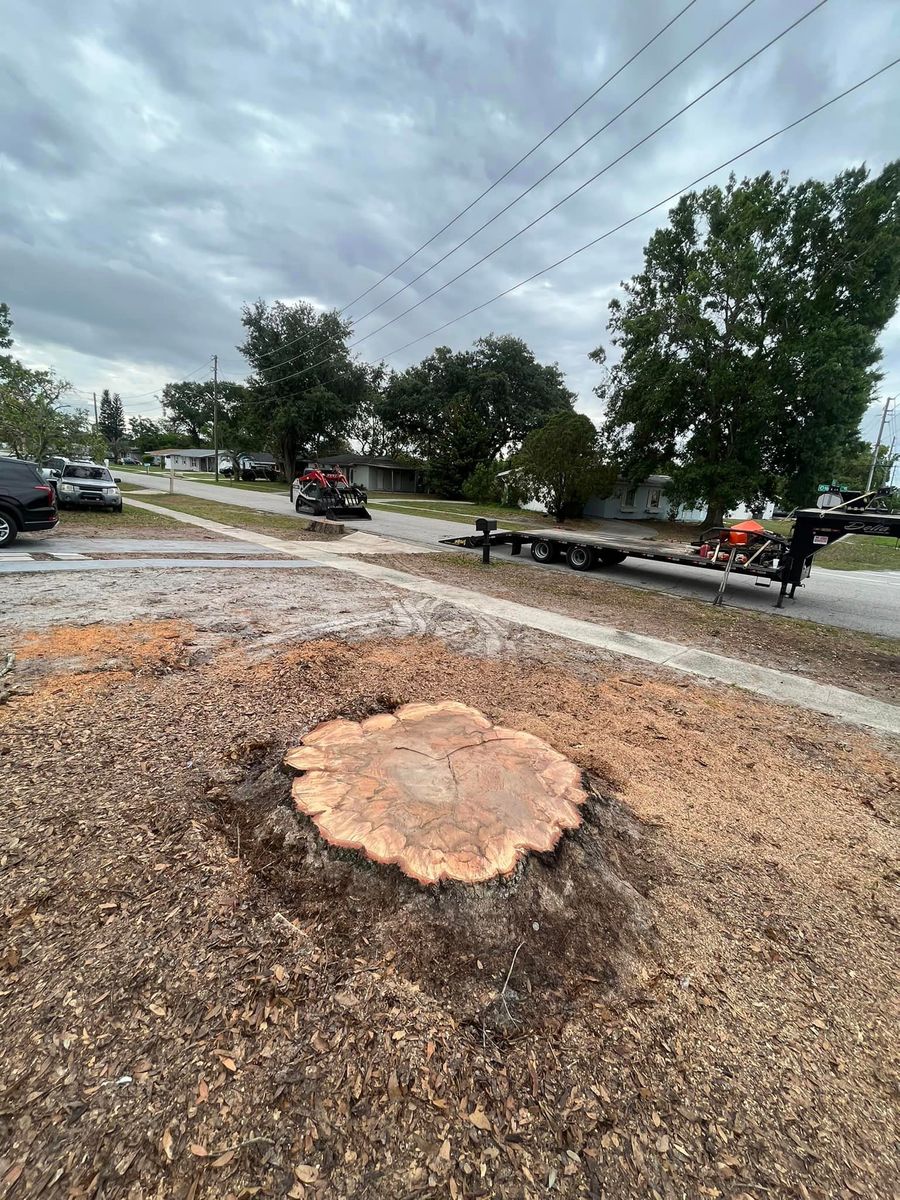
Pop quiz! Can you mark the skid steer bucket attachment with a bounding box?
[292,466,371,520]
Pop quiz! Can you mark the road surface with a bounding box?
[110,471,900,637]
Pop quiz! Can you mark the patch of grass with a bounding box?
[125,494,332,539]
[367,491,439,500]
[55,505,185,532]
[120,467,288,494]
[814,534,900,571]
[175,474,287,494]
[366,500,551,528]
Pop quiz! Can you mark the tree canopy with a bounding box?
[516,411,615,523]
[239,300,370,479]
[378,334,575,496]
[594,164,900,523]
[0,303,104,462]
[98,388,126,450]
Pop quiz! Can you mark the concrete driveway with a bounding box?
[113,470,900,637]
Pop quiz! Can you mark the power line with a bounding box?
[260,57,900,389]
[71,358,212,404]
[344,0,830,354]
[260,0,831,389]
[339,0,705,319]
[348,0,760,329]
[254,0,702,364]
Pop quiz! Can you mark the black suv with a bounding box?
[0,457,59,547]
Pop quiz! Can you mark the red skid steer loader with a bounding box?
[290,465,371,520]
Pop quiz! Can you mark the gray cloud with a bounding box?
[1,0,898,430]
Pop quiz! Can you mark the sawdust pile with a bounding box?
[0,624,897,1199]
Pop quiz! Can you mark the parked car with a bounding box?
[41,456,95,490]
[55,463,123,512]
[0,457,59,547]
[121,454,142,466]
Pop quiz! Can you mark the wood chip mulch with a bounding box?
[0,623,897,1200]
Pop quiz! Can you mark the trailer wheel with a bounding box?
[566,544,594,571]
[530,539,559,564]
[597,549,628,566]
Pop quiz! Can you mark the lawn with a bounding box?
[124,493,335,539]
[366,499,558,528]
[120,467,288,494]
[178,474,288,495]
[55,504,185,532]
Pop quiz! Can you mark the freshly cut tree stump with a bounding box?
[284,701,588,885]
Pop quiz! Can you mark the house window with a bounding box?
[647,488,662,511]
[620,487,637,511]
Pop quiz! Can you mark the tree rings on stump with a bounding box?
[284,701,588,885]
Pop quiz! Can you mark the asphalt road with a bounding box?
[114,471,900,637]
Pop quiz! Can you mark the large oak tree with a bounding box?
[594,164,900,524]
[239,300,371,481]
[378,334,575,496]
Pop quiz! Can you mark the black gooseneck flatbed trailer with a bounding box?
[439,489,900,608]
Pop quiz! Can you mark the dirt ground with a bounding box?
[1,563,898,1200]
[371,552,900,704]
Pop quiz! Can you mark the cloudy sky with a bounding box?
[2,0,898,446]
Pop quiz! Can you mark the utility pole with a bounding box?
[212,354,219,483]
[865,395,893,492]
[93,391,98,431]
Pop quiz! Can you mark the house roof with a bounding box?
[154,448,215,457]
[315,454,419,470]
[612,474,673,487]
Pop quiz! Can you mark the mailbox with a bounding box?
[474,516,497,564]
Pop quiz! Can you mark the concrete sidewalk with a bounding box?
[118,495,900,736]
[121,495,433,554]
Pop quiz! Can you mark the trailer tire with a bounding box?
[566,544,594,571]
[530,539,559,564]
[597,549,628,566]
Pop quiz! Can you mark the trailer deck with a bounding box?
[440,490,900,609]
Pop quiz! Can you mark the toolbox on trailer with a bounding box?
[440,488,899,608]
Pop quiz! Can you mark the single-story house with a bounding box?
[311,455,420,494]
[583,475,673,521]
[151,449,217,471]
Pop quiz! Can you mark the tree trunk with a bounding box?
[703,502,726,528]
[280,434,297,496]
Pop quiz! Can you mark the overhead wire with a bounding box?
[256,57,900,390]
[259,0,832,389]
[347,0,760,329]
[70,358,213,406]
[253,0,703,363]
